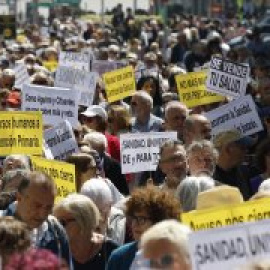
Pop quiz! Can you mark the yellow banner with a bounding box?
[103,65,136,103]
[175,71,224,108]
[182,199,270,231]
[0,111,43,156]
[31,156,76,203]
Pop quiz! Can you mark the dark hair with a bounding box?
[126,185,181,224]
[255,138,270,172]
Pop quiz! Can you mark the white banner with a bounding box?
[43,120,79,160]
[14,63,30,89]
[55,66,97,106]
[120,132,177,174]
[189,219,270,270]
[91,60,118,76]
[21,84,79,128]
[59,51,91,71]
[204,95,263,138]
[206,56,250,98]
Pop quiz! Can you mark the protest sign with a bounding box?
[120,132,177,174]
[175,71,224,108]
[206,56,250,98]
[91,60,118,76]
[21,84,79,128]
[55,66,97,106]
[204,94,263,138]
[189,218,270,270]
[43,120,79,160]
[0,111,42,155]
[59,51,91,71]
[13,64,30,89]
[31,156,76,203]
[103,66,136,103]
[134,63,159,81]
[182,198,270,231]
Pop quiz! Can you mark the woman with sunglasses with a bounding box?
[53,194,118,270]
[106,185,181,270]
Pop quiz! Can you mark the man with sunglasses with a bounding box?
[0,171,73,269]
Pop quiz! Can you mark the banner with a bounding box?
[175,71,224,108]
[13,64,30,89]
[206,56,250,98]
[31,156,76,203]
[103,66,136,103]
[55,66,97,107]
[91,60,118,76]
[182,198,270,231]
[120,132,177,174]
[43,120,79,160]
[0,111,42,155]
[189,218,270,270]
[204,95,263,138]
[22,84,79,128]
[59,51,91,71]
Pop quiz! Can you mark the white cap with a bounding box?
[81,105,108,120]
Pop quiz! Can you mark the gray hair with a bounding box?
[159,139,185,157]
[53,194,100,237]
[259,179,270,192]
[133,90,153,109]
[164,101,189,118]
[3,155,31,172]
[83,131,108,154]
[187,140,218,160]
[176,176,215,212]
[140,220,191,263]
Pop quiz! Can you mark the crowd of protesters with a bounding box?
[1,2,270,269]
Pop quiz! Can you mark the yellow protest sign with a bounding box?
[42,61,58,72]
[175,71,224,108]
[103,65,136,103]
[0,111,42,156]
[182,198,270,231]
[31,156,76,203]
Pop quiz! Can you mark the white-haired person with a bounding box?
[2,154,31,176]
[138,220,191,270]
[83,131,129,196]
[53,194,118,269]
[130,90,163,133]
[176,175,216,212]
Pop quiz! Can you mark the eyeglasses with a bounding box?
[149,254,176,269]
[129,215,151,226]
[58,218,76,227]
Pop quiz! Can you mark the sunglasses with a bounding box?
[58,218,76,227]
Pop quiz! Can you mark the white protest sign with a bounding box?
[81,48,95,70]
[21,84,79,128]
[204,95,263,137]
[14,63,30,89]
[206,56,250,98]
[43,120,79,160]
[55,66,97,106]
[91,60,118,76]
[189,219,270,270]
[59,51,91,71]
[120,132,177,174]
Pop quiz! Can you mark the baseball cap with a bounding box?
[81,105,108,120]
[213,129,254,149]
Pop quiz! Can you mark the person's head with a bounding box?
[213,130,253,169]
[140,220,191,270]
[0,69,15,89]
[108,105,131,135]
[126,185,181,241]
[131,90,153,119]
[82,131,107,155]
[0,216,30,266]
[257,77,270,106]
[176,175,215,212]
[187,140,218,176]
[80,105,108,132]
[159,140,188,183]
[183,114,211,145]
[65,153,97,191]
[53,194,100,242]
[255,138,270,174]
[80,178,113,234]
[164,101,189,139]
[16,171,56,229]
[3,155,31,175]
